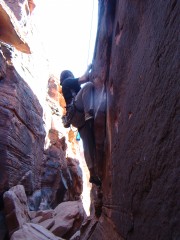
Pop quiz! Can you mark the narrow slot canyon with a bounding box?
[0,1,179,240]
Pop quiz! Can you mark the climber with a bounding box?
[60,65,101,187]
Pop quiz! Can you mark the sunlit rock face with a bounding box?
[42,75,90,214]
[28,0,36,14]
[0,46,45,239]
[39,75,83,209]
[0,1,50,211]
[0,47,45,197]
[0,0,83,213]
[0,0,31,53]
[0,0,89,239]
[91,0,180,239]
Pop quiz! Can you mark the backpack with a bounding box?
[61,102,75,128]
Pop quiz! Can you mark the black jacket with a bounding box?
[61,77,81,105]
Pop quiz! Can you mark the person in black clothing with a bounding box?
[60,65,101,186]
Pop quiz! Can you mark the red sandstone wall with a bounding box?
[0,48,45,196]
[0,0,83,213]
[91,0,180,239]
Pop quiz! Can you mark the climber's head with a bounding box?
[60,70,74,85]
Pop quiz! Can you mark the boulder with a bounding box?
[3,185,85,239]
[3,185,30,236]
[10,223,64,240]
[31,209,54,224]
[42,201,85,239]
[39,219,55,230]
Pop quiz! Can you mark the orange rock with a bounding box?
[0,1,31,53]
[28,0,36,14]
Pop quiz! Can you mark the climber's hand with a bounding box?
[87,64,93,72]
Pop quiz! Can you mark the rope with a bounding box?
[87,0,95,66]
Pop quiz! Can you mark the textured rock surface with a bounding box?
[1,0,178,239]
[3,185,84,240]
[90,0,180,239]
[39,76,83,209]
[29,200,85,239]
[3,185,30,237]
[66,157,83,200]
[0,0,83,209]
[0,1,50,238]
[0,0,31,53]
[10,223,63,240]
[49,200,85,239]
[0,48,45,197]
[0,1,87,239]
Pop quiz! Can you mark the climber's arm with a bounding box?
[78,64,92,84]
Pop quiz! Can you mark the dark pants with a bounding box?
[71,82,95,172]
[78,120,95,170]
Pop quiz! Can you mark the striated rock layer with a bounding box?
[1,0,179,239]
[91,0,180,239]
[0,0,87,239]
[0,0,84,234]
[0,47,45,197]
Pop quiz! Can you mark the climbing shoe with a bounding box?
[89,176,102,187]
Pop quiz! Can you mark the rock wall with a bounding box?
[0,1,90,239]
[1,0,179,239]
[0,0,31,53]
[0,2,85,239]
[91,0,180,239]
[37,75,83,210]
[0,0,48,206]
[0,47,45,197]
